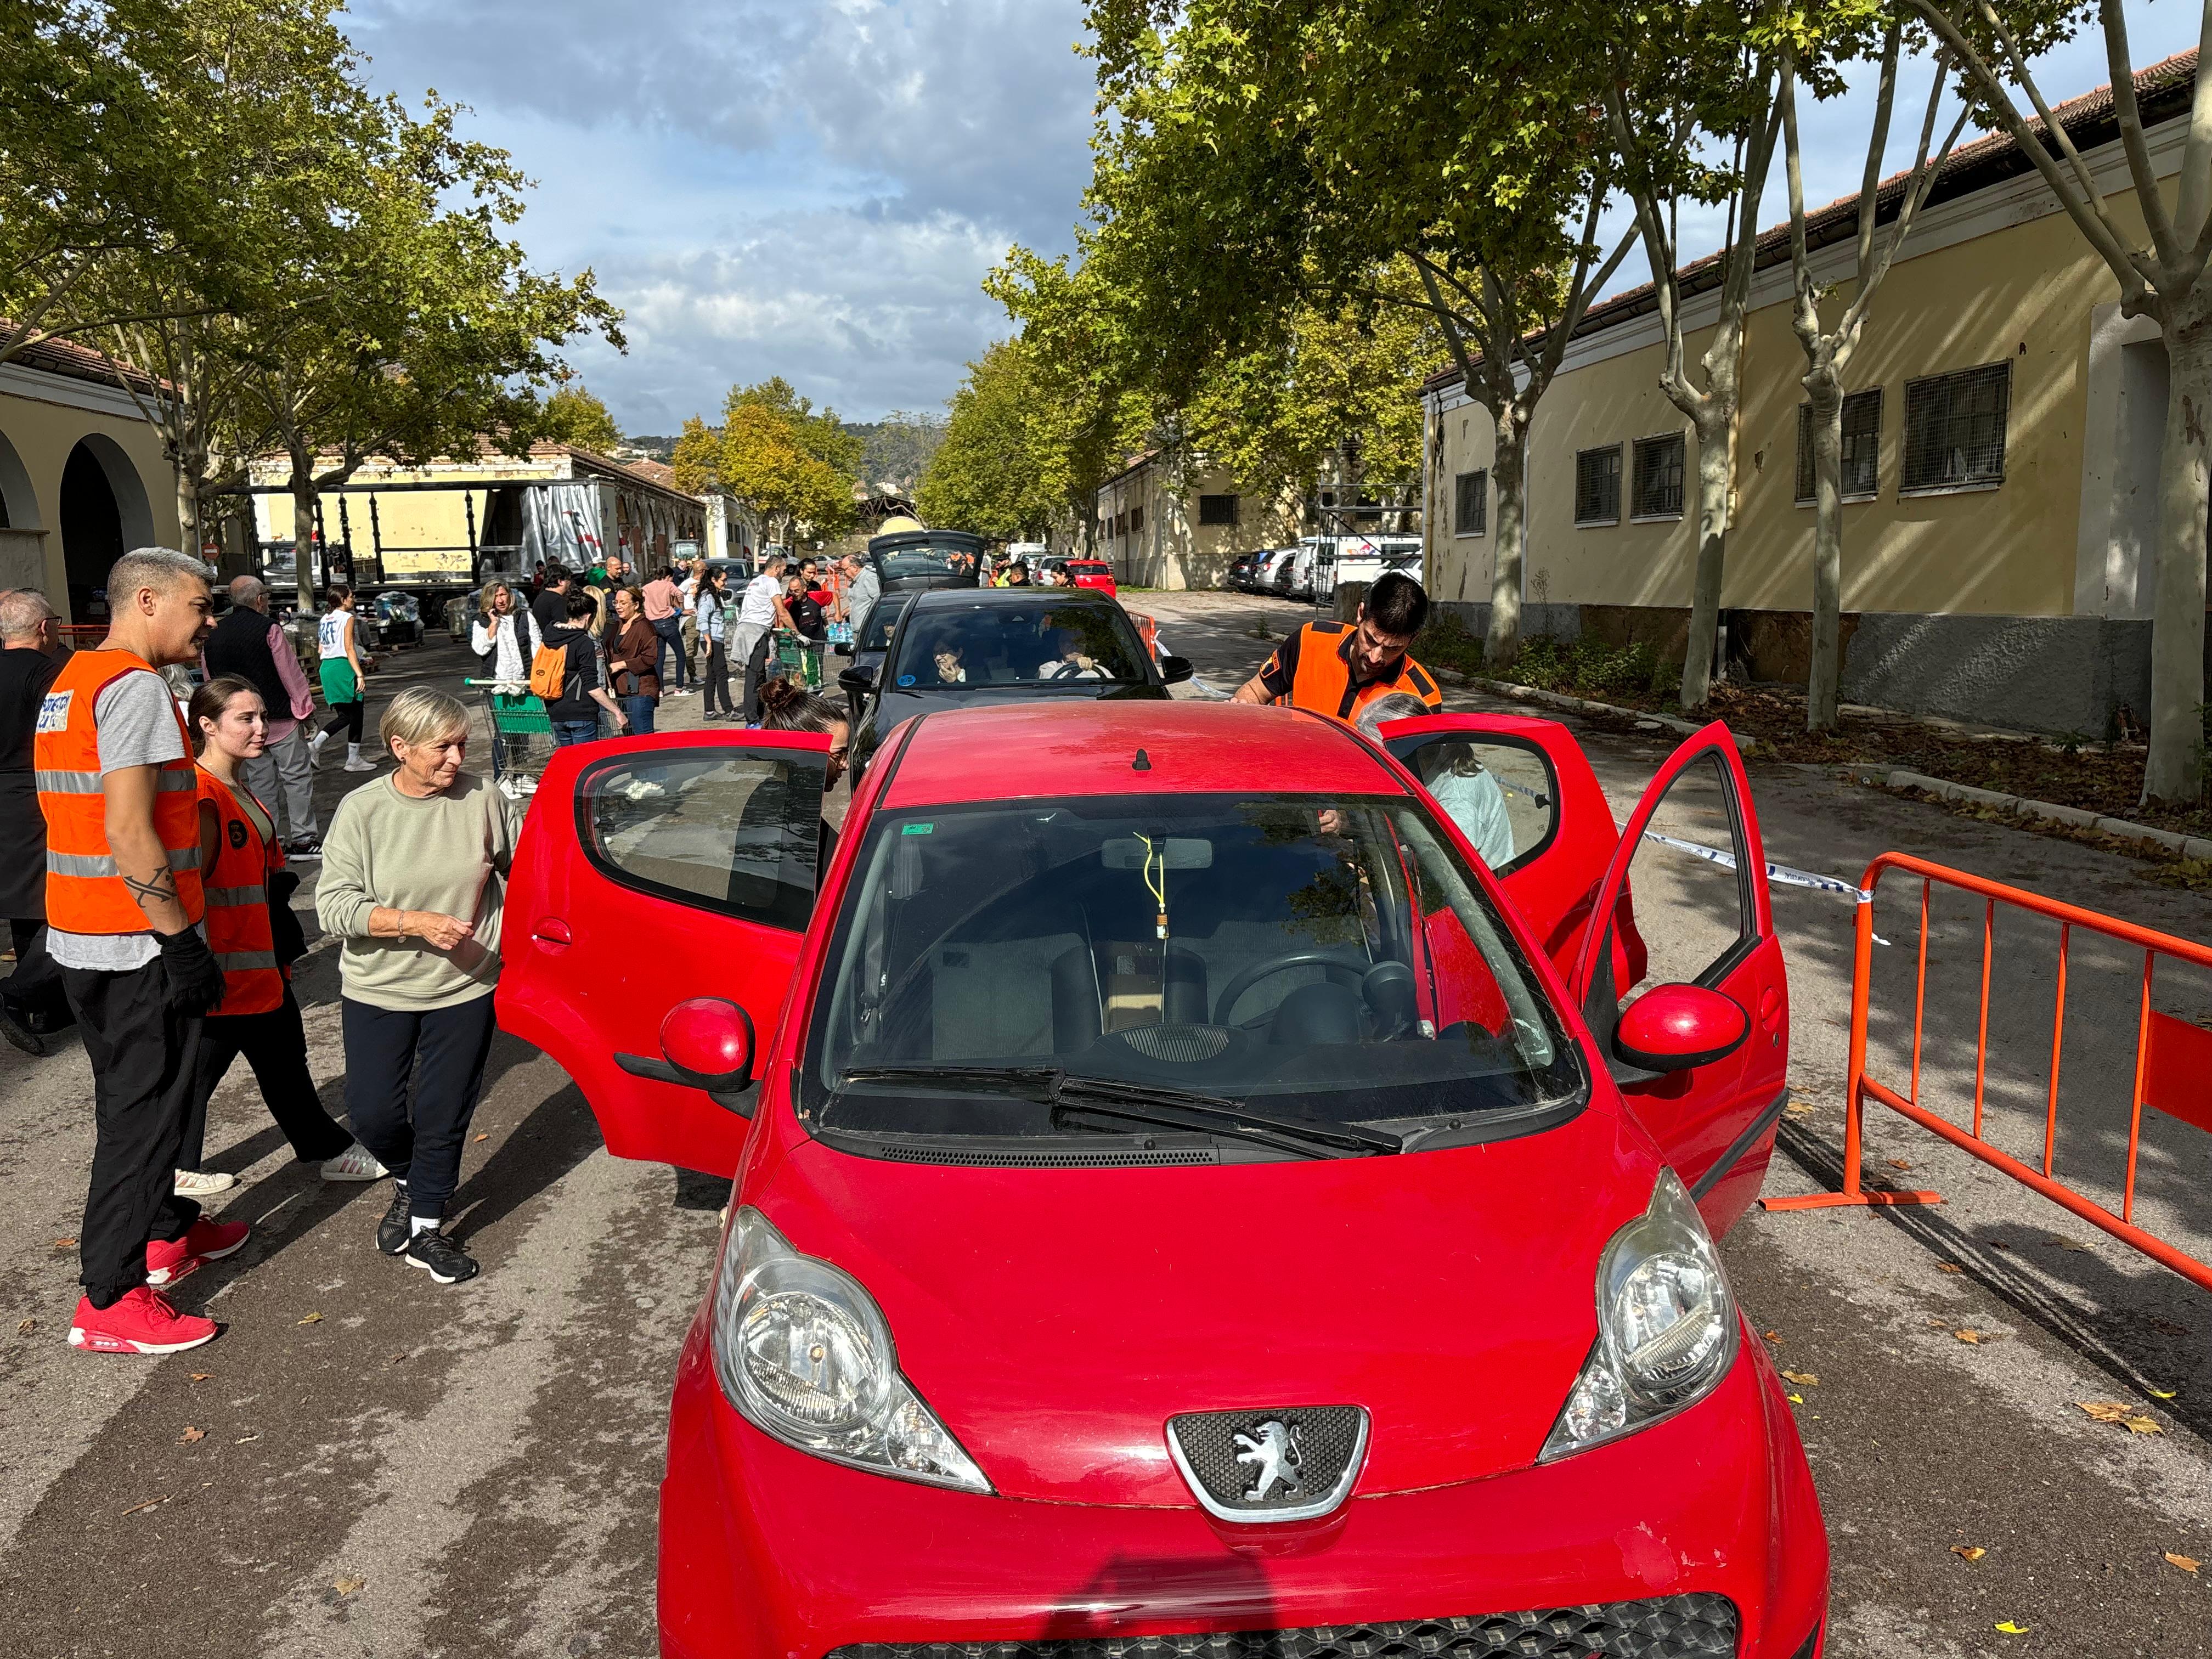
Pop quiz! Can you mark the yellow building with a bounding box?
[1092,451,1404,589]
[1421,50,2202,736]
[0,336,180,624]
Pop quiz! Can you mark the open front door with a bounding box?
[1379,713,1620,981]
[1567,723,1787,1235]
[497,730,832,1178]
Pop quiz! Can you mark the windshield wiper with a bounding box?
[824,1065,1401,1158]
[1051,1075,1403,1160]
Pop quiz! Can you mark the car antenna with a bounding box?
[1132,748,1152,771]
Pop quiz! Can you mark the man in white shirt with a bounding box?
[731,553,789,725]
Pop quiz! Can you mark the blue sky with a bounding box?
[346,1,2204,434]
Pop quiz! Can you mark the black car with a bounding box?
[843,588,1193,781]
[832,592,912,726]
[870,527,985,596]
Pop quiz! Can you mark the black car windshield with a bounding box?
[888,600,1147,690]
[858,595,910,652]
[876,543,978,583]
[799,794,1585,1143]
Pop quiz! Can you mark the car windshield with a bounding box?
[799,793,1584,1144]
[888,600,1147,689]
[876,543,978,583]
[858,595,910,652]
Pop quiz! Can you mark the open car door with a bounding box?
[1567,722,1787,1235]
[1379,713,1622,981]
[497,729,832,1178]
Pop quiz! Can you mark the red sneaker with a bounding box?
[69,1288,217,1354]
[144,1216,251,1286]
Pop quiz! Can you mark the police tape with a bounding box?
[1639,831,1892,944]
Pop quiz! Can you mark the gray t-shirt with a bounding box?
[47,668,194,972]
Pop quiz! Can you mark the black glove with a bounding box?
[157,927,226,1014]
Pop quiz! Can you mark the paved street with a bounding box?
[2,599,2208,1657]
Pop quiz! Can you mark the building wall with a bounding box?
[1094,459,1302,589]
[1421,121,2190,733]
[0,368,178,624]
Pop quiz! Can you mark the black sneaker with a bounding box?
[404,1229,479,1284]
[375,1187,412,1256]
[285,836,323,861]
[0,999,44,1058]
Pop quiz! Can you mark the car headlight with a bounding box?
[1541,1169,1739,1462]
[710,1208,991,1494]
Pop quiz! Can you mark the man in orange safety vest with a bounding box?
[1231,570,1443,723]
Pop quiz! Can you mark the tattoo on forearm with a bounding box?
[123,868,178,906]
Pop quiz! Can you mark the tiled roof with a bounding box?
[0,325,165,399]
[1424,48,2201,394]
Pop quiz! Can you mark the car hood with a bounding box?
[876,681,1167,714]
[744,1094,1658,1507]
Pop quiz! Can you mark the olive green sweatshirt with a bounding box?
[316,771,524,1010]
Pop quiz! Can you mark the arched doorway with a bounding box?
[59,435,156,622]
[0,426,41,594]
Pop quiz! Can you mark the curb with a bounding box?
[1847,766,2212,864]
[1455,675,1757,754]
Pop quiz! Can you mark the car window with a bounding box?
[1603,753,1752,1007]
[876,544,978,583]
[888,601,1147,689]
[859,596,910,651]
[799,793,1583,1141]
[578,751,828,933]
[1392,735,1556,874]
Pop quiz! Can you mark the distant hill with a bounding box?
[623,435,678,462]
[844,413,946,492]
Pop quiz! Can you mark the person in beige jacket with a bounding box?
[317,687,522,1286]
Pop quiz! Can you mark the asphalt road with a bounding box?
[0,602,2205,1658]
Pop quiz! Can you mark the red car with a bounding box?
[1058,557,1118,596]
[499,702,1826,1659]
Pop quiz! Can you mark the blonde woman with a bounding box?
[317,686,523,1285]
[470,581,541,776]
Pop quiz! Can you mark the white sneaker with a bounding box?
[319,1141,388,1182]
[342,757,379,772]
[173,1168,236,1198]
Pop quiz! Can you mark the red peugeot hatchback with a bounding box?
[499,701,1827,1659]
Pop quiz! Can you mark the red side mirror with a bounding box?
[1613,985,1750,1074]
[661,997,755,1087]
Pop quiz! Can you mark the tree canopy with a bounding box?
[538,384,625,454]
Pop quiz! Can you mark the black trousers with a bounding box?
[180,985,354,1172]
[740,627,774,720]
[4,917,71,1030]
[63,959,204,1307]
[342,994,496,1222]
[703,639,734,715]
[322,700,364,743]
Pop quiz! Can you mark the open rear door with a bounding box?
[497,729,832,1178]
[1379,713,1620,981]
[1566,722,1788,1235]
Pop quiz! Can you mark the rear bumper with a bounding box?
[656,1312,1827,1659]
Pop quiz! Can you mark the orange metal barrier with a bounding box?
[1764,851,2212,1295]
[1132,613,1159,661]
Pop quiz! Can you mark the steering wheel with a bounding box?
[1213,952,1368,1027]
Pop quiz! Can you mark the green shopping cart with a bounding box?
[465,679,554,797]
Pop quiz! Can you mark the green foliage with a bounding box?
[1511,635,1674,703]
[1414,610,1487,679]
[917,338,1066,540]
[719,379,860,542]
[539,385,624,453]
[669,415,721,496]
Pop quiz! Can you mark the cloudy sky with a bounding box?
[346,1,2204,435]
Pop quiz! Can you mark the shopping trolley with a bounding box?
[771,629,823,689]
[464,678,555,799]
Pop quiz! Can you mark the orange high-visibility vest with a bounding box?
[196,768,284,1015]
[35,649,204,934]
[1278,621,1444,722]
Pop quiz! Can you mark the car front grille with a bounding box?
[828,1596,1740,1659]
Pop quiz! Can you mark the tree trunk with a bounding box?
[1679,409,1734,709]
[1805,372,1846,731]
[1484,406,1527,672]
[292,477,320,614]
[175,465,202,567]
[2141,315,2211,805]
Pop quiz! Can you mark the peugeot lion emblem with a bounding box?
[1234,1419,1304,1500]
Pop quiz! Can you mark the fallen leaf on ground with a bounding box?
[52,1237,75,1249]
[1786,1393,1804,1404]
[2165,1553,2200,1574]
[1955,1329,1984,1344]
[297,1312,323,1325]
[332,1577,366,1596]
[1995,1622,2030,1635]
[188,1372,212,1382]
[2146,1316,2192,1335]
[1938,1263,1965,1274]
[473,1132,488,1143]
[2046,1235,2091,1252]
[1781,1370,1821,1386]
[2125,1415,2164,1435]
[1762,1329,1782,1344]
[15,1318,33,1334]
[178,1426,204,1443]
[1951,1545,1987,1562]
[2078,1401,2137,1422]
[1989,1239,2011,1250]
[234,1434,259,1444]
[120,1495,170,1516]
[1887,1158,1912,1170]
[2150,1387,2178,1400]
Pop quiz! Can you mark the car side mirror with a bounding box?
[663,997,757,1114]
[833,642,853,657]
[1159,653,1194,685]
[838,664,877,695]
[1611,985,1750,1074]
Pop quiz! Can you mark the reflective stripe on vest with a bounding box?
[195,768,285,1016]
[35,651,205,934]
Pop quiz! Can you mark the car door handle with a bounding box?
[533,918,572,950]
[1758,985,1783,1029]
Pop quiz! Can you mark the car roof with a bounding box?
[901,586,1120,612]
[879,701,1409,809]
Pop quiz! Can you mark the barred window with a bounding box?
[1454,470,1488,537]
[1902,364,2009,492]
[1113,511,1126,538]
[1795,390,1884,503]
[1574,445,1622,526]
[1130,503,1146,535]
[1630,433,1685,519]
[1197,493,1239,526]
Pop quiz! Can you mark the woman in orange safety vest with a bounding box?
[174,676,386,1189]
